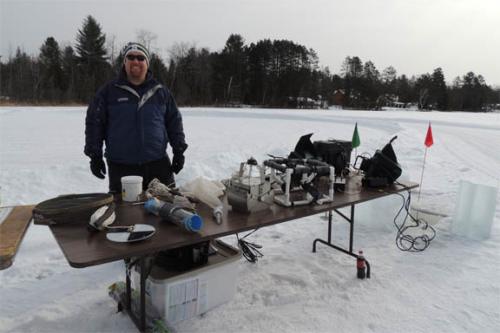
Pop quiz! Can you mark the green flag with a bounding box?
[352,123,360,148]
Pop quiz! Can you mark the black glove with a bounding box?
[90,158,106,179]
[171,153,185,174]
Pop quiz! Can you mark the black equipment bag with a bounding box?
[289,133,352,176]
[313,140,352,176]
[154,241,211,271]
[359,136,402,187]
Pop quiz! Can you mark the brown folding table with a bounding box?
[49,181,417,332]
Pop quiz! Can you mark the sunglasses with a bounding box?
[126,54,146,62]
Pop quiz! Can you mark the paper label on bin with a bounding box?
[198,280,208,314]
[167,278,199,323]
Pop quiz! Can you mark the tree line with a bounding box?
[1,15,499,111]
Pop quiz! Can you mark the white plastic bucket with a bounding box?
[452,180,498,240]
[121,176,143,202]
[344,173,362,195]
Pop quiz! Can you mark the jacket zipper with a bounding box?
[115,84,164,160]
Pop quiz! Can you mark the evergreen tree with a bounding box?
[395,74,413,104]
[361,61,380,107]
[431,67,448,110]
[462,72,491,111]
[220,34,247,104]
[39,37,63,101]
[7,48,38,101]
[149,53,169,86]
[341,56,364,108]
[448,76,463,110]
[270,39,310,105]
[111,50,124,75]
[0,62,7,97]
[172,47,213,105]
[61,45,78,101]
[75,15,110,102]
[4,22,497,109]
[247,39,273,105]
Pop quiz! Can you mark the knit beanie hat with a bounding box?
[122,42,150,66]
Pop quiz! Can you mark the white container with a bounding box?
[452,180,498,240]
[121,176,143,202]
[134,241,241,325]
[344,173,362,195]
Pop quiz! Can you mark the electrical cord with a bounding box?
[392,182,436,252]
[236,229,263,263]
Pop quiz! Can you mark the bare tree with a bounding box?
[382,66,397,84]
[106,34,117,65]
[166,42,195,91]
[136,29,158,52]
[168,41,194,63]
[419,88,429,109]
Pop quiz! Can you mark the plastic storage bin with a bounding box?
[134,240,241,325]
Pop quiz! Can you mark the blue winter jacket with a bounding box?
[84,70,187,165]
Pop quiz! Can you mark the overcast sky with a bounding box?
[1,0,499,85]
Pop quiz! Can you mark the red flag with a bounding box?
[424,122,434,147]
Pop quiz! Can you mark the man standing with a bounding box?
[84,42,187,193]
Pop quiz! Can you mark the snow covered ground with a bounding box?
[1,106,499,333]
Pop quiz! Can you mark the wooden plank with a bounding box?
[0,205,34,270]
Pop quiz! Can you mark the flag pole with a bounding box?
[418,147,428,202]
[419,121,434,202]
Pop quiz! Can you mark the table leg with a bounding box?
[124,257,147,332]
[126,264,131,310]
[327,210,332,243]
[312,205,371,277]
[139,258,146,331]
[349,205,354,253]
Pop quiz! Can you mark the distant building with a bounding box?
[376,94,409,109]
[332,89,345,106]
[287,96,328,109]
